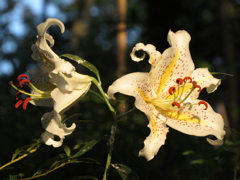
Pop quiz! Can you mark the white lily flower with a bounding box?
[10,18,92,147]
[108,30,225,161]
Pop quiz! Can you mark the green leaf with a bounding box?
[63,145,71,157]
[182,150,194,155]
[111,163,131,180]
[61,54,101,82]
[9,173,24,180]
[70,139,101,159]
[62,113,82,123]
[114,148,154,180]
[88,89,105,102]
[67,175,98,180]
[11,148,22,161]
[211,72,233,76]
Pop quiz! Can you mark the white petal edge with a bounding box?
[41,111,76,139]
[130,43,161,65]
[41,131,63,147]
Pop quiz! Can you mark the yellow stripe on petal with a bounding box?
[150,117,158,139]
[164,110,207,124]
[157,48,180,94]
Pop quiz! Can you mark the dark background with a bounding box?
[0,0,240,179]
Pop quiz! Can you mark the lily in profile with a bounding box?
[10,18,92,147]
[108,30,225,161]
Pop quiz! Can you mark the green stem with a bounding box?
[90,77,115,113]
[116,107,136,119]
[102,116,118,180]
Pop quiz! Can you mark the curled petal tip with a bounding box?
[206,138,223,146]
[37,18,65,37]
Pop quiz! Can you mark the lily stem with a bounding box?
[102,116,118,180]
[90,77,115,113]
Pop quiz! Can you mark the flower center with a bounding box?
[9,74,52,110]
[151,76,208,110]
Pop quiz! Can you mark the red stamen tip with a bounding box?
[172,102,181,108]
[17,74,29,82]
[192,81,197,85]
[184,77,192,83]
[15,100,23,109]
[194,85,202,92]
[23,97,31,110]
[176,78,183,85]
[168,87,176,95]
[198,101,208,110]
[19,79,30,87]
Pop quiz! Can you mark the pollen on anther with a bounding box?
[176,78,183,85]
[168,87,176,95]
[184,77,192,83]
[194,85,202,92]
[198,101,208,110]
[172,102,181,108]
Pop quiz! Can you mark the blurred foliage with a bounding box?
[1,0,240,180]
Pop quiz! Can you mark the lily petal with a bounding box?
[190,68,221,99]
[41,110,76,145]
[139,113,169,161]
[28,68,54,107]
[51,84,91,114]
[108,72,156,114]
[32,18,75,75]
[130,43,161,66]
[154,30,194,97]
[50,71,92,92]
[165,99,225,145]
[41,131,63,147]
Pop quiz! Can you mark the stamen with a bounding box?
[198,101,208,110]
[194,85,202,92]
[23,97,31,110]
[17,74,29,82]
[172,102,181,108]
[19,79,30,87]
[15,100,23,108]
[176,78,183,85]
[192,81,197,85]
[168,87,176,95]
[15,91,22,100]
[183,77,192,83]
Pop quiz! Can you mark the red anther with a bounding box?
[172,102,181,108]
[168,87,176,95]
[176,78,183,85]
[23,97,31,110]
[183,77,192,83]
[198,101,208,110]
[17,74,29,82]
[15,91,22,100]
[192,81,197,85]
[9,81,14,85]
[15,100,23,109]
[19,79,30,87]
[194,85,202,92]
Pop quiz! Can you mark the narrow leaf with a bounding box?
[63,145,71,157]
[67,176,98,180]
[111,163,131,180]
[70,139,101,159]
[61,54,101,82]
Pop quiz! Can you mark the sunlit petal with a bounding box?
[139,113,169,161]
[165,99,225,145]
[41,131,63,148]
